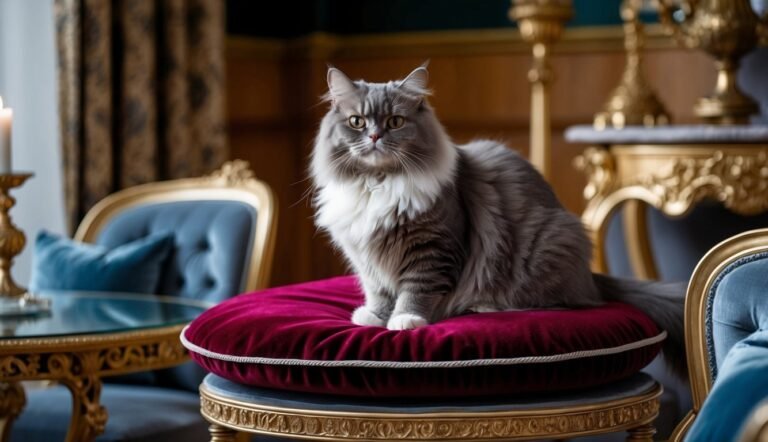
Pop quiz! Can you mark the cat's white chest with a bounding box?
[315,176,440,245]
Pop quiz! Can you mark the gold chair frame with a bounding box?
[74,160,278,291]
[670,228,768,440]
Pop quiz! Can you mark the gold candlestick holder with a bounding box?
[0,173,50,314]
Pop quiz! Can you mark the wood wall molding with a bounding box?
[227,24,675,60]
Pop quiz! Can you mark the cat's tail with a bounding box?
[593,273,687,379]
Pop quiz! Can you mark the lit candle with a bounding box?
[0,97,11,173]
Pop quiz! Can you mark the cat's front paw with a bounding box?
[351,306,386,327]
[387,313,428,330]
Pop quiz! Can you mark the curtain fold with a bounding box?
[55,0,227,231]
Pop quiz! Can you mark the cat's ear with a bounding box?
[399,64,430,96]
[327,67,357,102]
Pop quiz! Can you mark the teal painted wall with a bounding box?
[227,0,657,38]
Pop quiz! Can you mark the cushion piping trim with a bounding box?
[180,326,666,369]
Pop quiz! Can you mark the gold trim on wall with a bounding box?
[227,24,676,60]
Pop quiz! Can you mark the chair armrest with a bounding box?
[670,228,768,441]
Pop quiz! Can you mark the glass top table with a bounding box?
[0,291,209,442]
[0,291,209,339]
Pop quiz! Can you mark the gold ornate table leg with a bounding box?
[0,382,25,442]
[61,375,107,442]
[623,200,659,280]
[209,424,238,442]
[626,423,656,441]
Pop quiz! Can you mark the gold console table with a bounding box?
[567,125,768,279]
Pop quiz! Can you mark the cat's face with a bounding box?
[316,66,444,178]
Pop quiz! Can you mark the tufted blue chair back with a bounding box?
[95,201,256,303]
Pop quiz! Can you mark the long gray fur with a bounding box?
[311,66,686,378]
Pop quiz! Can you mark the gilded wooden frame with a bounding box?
[74,160,278,291]
[668,228,768,441]
[200,381,662,441]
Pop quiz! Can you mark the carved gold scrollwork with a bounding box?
[208,160,256,186]
[201,390,661,440]
[574,147,617,201]
[61,373,107,441]
[638,150,768,216]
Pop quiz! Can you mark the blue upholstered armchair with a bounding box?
[11,160,277,442]
[668,228,768,441]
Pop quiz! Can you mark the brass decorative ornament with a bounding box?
[657,0,768,124]
[594,0,670,129]
[509,0,574,179]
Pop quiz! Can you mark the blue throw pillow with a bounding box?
[29,231,174,294]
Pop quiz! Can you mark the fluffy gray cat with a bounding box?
[311,65,685,375]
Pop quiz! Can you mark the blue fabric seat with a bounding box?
[11,165,276,442]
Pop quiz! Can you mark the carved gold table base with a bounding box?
[0,326,188,442]
[200,382,662,441]
[577,144,768,278]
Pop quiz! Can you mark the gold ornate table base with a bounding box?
[0,327,189,442]
[576,143,768,277]
[199,381,662,441]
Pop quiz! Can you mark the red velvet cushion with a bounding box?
[183,276,664,397]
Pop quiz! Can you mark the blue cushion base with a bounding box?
[203,372,658,414]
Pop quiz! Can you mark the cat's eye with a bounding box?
[348,115,366,129]
[387,115,405,129]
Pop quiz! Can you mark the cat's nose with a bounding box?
[369,134,380,143]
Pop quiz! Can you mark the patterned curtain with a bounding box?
[55,0,227,231]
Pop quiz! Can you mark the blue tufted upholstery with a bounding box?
[710,253,768,373]
[12,178,272,442]
[684,252,768,441]
[96,201,256,304]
